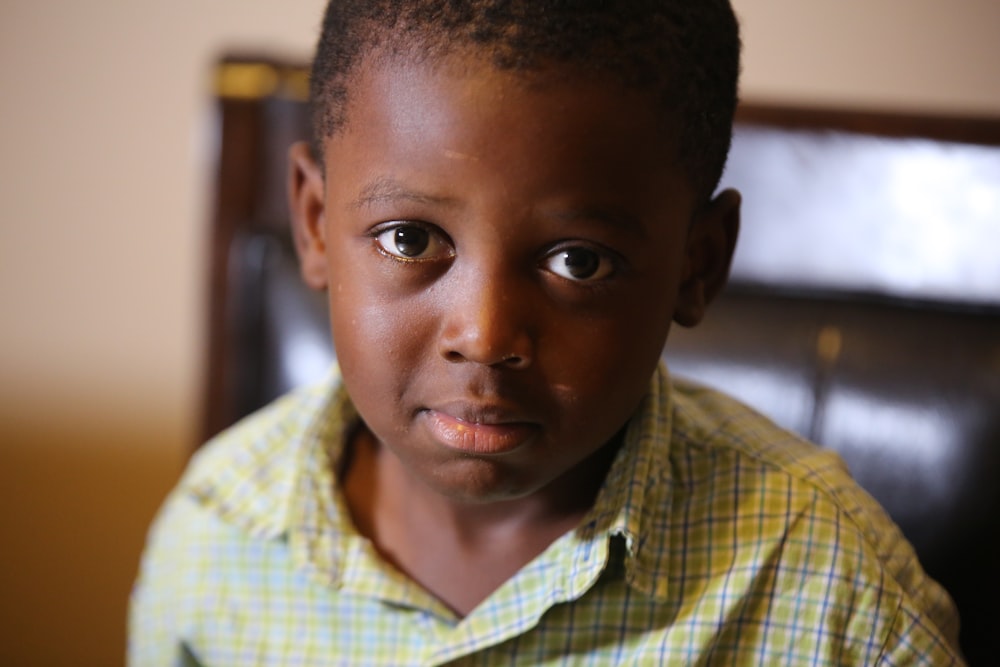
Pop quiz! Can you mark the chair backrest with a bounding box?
[201,55,1000,664]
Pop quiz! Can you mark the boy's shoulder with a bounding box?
[176,374,344,538]
[665,375,901,556]
[659,375,958,646]
[668,376,852,492]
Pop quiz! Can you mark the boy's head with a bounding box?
[289,0,741,506]
[309,0,741,201]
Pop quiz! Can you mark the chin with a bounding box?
[425,458,544,505]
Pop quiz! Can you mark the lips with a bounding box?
[421,406,539,455]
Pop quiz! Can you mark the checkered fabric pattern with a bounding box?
[129,364,963,666]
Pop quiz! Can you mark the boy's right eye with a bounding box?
[373,223,454,261]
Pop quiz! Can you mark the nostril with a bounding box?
[443,350,465,363]
[500,353,530,370]
[441,348,530,368]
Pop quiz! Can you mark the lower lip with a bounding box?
[422,410,537,455]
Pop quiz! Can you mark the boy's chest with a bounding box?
[182,533,906,667]
[379,516,589,618]
[186,550,671,666]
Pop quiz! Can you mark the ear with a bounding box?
[673,188,741,328]
[287,141,329,290]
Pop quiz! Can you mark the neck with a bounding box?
[345,425,620,543]
[340,424,622,616]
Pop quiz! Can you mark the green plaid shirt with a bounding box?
[130,364,962,666]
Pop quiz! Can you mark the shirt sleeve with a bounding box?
[128,491,205,667]
[876,597,966,666]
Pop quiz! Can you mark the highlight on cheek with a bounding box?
[373,222,455,261]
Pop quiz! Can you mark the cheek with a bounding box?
[545,299,672,415]
[327,265,434,400]
[556,284,674,368]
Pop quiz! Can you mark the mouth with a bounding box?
[420,406,539,455]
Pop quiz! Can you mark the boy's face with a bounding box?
[291,53,738,505]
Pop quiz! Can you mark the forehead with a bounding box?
[322,52,695,214]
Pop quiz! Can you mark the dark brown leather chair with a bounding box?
[201,55,1000,664]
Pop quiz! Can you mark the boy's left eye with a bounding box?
[374,223,454,260]
[543,247,615,282]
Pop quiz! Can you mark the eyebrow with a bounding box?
[547,207,650,241]
[350,178,650,240]
[350,177,456,210]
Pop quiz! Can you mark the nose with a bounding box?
[437,268,535,370]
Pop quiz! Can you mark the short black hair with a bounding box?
[309,0,741,200]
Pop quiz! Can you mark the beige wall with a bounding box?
[0,1,997,665]
[736,0,1000,114]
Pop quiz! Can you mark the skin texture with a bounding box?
[289,52,740,615]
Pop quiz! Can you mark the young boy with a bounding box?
[130,1,963,664]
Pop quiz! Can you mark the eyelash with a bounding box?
[540,242,619,284]
[369,221,455,262]
[367,221,622,285]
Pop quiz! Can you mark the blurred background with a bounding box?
[1,1,998,665]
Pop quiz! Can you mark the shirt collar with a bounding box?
[570,361,676,601]
[181,367,350,542]
[185,362,677,601]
